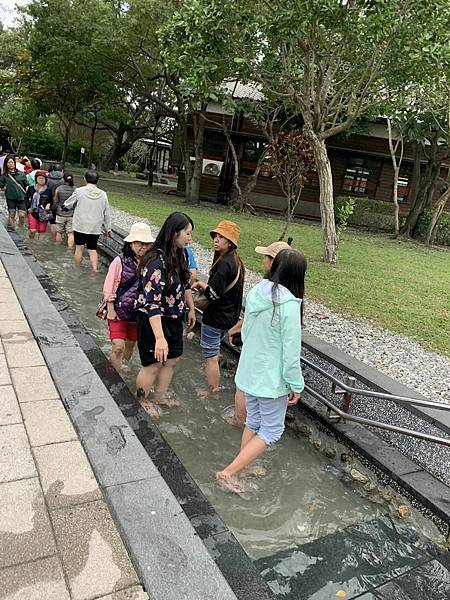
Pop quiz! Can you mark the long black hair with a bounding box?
[2,154,17,176]
[139,212,193,284]
[268,249,307,322]
[63,172,74,186]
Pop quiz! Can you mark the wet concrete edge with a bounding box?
[0,223,275,600]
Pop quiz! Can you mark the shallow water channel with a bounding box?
[19,231,448,599]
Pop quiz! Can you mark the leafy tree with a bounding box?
[20,0,118,165]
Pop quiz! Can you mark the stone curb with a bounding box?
[0,223,275,600]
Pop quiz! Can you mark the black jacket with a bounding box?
[25,186,53,218]
[202,253,244,330]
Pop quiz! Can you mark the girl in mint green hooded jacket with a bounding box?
[217,249,306,493]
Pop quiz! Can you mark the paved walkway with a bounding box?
[0,258,148,600]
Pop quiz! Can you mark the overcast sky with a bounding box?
[0,0,28,28]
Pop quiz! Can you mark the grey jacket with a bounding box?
[64,184,112,234]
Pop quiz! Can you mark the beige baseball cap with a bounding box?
[255,241,291,259]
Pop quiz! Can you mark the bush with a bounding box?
[335,196,396,231]
[416,209,450,246]
[334,196,356,238]
[21,130,62,160]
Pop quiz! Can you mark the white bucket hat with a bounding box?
[124,222,154,243]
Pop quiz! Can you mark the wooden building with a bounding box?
[176,90,450,217]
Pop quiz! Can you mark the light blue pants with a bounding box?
[245,393,289,445]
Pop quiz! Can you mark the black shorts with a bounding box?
[7,198,26,212]
[73,231,100,250]
[49,208,57,225]
[136,311,184,367]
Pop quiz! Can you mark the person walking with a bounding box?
[226,240,293,427]
[26,158,42,186]
[193,220,244,397]
[135,212,196,419]
[62,170,111,271]
[0,154,28,229]
[53,173,76,248]
[48,164,64,239]
[24,171,53,239]
[103,222,154,372]
[216,249,307,493]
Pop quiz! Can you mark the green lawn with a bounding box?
[108,189,450,357]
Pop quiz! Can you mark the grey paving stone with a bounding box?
[0,555,70,600]
[10,365,59,403]
[0,287,18,303]
[106,478,237,600]
[51,500,140,600]
[68,395,159,488]
[0,261,6,277]
[0,276,12,288]
[0,478,56,568]
[0,302,26,321]
[41,345,111,404]
[3,338,45,368]
[0,385,21,425]
[0,319,32,336]
[0,423,36,483]
[96,586,149,599]
[0,340,3,354]
[0,354,12,385]
[21,400,77,447]
[34,441,102,509]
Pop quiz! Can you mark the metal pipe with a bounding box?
[302,356,450,413]
[304,384,450,447]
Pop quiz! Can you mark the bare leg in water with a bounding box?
[136,357,180,418]
[216,428,268,493]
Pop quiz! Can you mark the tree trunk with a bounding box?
[392,166,400,236]
[100,123,141,171]
[188,112,205,204]
[88,114,98,167]
[61,120,71,168]
[401,136,441,238]
[424,181,450,245]
[308,133,338,263]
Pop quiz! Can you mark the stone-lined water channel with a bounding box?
[20,232,449,600]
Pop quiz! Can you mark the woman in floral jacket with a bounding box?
[135,212,196,418]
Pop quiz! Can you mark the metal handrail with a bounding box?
[304,384,450,447]
[301,356,450,413]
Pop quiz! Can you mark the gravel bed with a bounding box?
[111,206,450,406]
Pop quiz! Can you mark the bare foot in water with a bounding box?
[223,414,245,428]
[153,391,180,407]
[239,465,267,478]
[215,471,248,494]
[142,401,162,420]
[196,387,219,400]
[136,388,162,419]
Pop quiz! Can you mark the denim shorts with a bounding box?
[200,323,228,358]
[245,393,289,445]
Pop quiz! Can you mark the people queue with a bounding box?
[104,211,307,493]
[1,160,307,494]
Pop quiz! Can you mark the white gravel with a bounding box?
[111,206,450,406]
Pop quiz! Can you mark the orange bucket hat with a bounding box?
[210,220,240,247]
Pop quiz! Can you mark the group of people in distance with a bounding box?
[104,210,307,493]
[0,155,111,272]
[2,156,307,493]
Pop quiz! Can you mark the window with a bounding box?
[397,164,412,201]
[342,156,382,198]
[241,139,269,176]
[203,134,225,160]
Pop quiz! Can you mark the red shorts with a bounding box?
[107,319,138,342]
[28,213,48,234]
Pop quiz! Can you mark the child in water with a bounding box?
[216,249,306,493]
